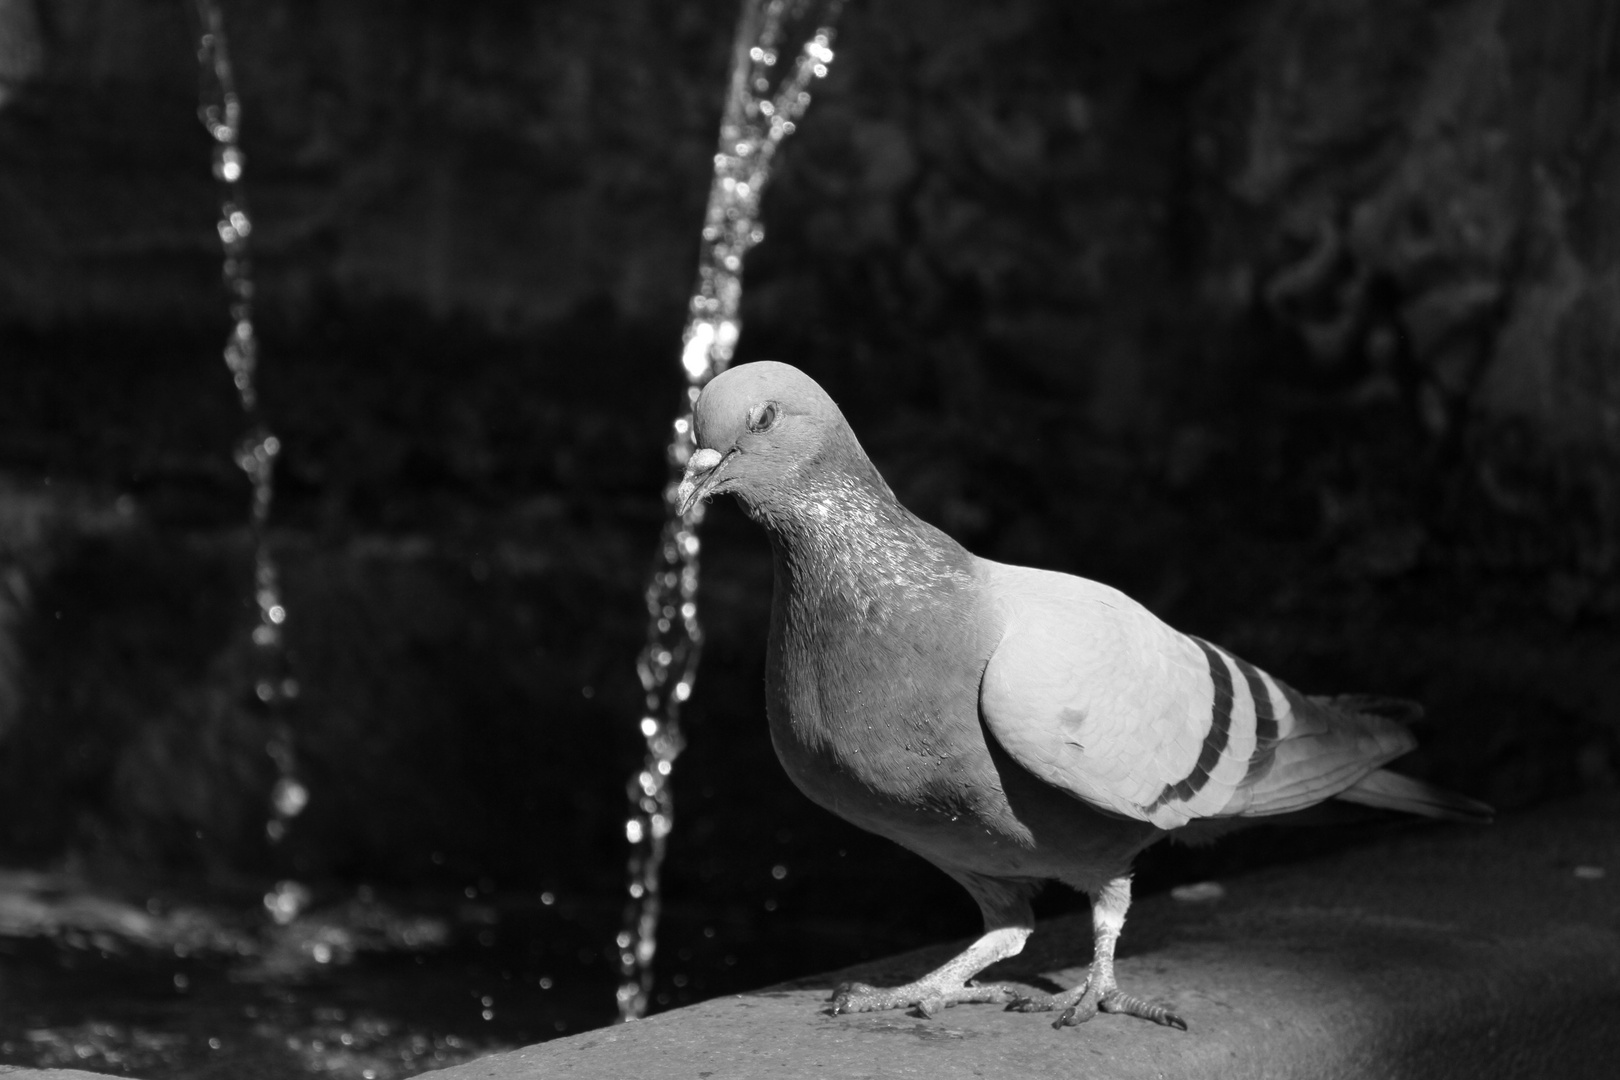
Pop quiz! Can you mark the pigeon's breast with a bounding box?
[762,549,1015,847]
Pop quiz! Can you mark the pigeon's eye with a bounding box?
[746,402,778,434]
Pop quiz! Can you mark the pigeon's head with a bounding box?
[677,361,872,517]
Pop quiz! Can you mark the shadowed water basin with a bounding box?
[0,871,620,1079]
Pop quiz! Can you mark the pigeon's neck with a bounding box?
[752,466,975,617]
[753,456,990,818]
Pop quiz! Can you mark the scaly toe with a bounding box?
[1098,989,1187,1031]
[1047,983,1100,1029]
[1053,996,1100,1028]
[829,979,1023,1017]
[960,981,1022,1006]
[1006,991,1057,1013]
[828,981,884,1014]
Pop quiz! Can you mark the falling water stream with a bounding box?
[195,0,309,920]
[616,0,845,1023]
[0,3,856,1072]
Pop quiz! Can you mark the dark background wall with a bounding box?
[0,0,1616,1007]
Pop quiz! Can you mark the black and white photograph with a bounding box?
[0,1,1615,1077]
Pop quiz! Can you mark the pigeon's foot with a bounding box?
[1009,970,1186,1031]
[829,979,1022,1018]
[828,924,1033,1018]
[1013,876,1189,1031]
[1095,987,1186,1030]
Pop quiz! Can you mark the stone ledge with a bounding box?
[1,797,1613,1079]
[420,794,1620,1080]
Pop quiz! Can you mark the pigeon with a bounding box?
[676,360,1491,1031]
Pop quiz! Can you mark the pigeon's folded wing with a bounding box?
[976,561,1415,830]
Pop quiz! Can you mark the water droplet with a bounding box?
[271,777,308,818]
[263,880,311,925]
[681,322,716,379]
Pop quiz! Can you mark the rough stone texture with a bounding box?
[413,795,1620,1080]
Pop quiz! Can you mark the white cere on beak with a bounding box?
[687,448,723,472]
[676,448,726,515]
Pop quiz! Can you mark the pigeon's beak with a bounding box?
[676,447,727,516]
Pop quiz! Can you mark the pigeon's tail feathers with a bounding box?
[1334,768,1494,823]
[1215,686,1414,818]
[1318,693,1426,725]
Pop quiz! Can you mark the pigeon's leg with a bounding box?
[1012,876,1186,1030]
[829,926,1030,1016]
[829,874,1034,1018]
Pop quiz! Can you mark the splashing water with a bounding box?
[195,1,307,859]
[617,0,845,1023]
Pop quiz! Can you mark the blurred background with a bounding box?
[0,0,1617,1076]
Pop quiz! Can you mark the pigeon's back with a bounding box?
[976,559,1488,831]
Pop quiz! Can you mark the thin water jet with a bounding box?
[617,0,846,1024]
[194,0,307,864]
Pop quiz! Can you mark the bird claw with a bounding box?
[831,978,1185,1030]
[1098,989,1187,1031]
[1005,991,1057,1013]
[1027,978,1184,1031]
[828,979,1021,1018]
[910,995,944,1019]
[1052,987,1100,1029]
[828,981,879,1015]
